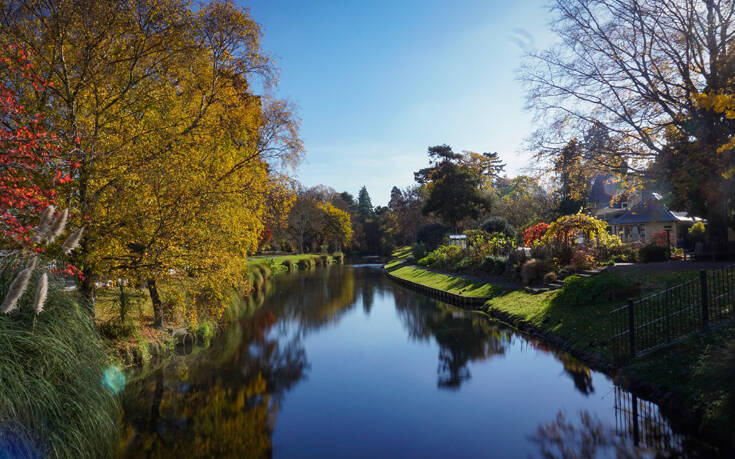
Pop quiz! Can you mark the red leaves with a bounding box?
[1,43,68,244]
[523,222,550,245]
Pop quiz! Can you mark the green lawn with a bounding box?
[388,263,507,298]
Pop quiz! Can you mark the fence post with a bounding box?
[700,270,709,330]
[627,299,635,358]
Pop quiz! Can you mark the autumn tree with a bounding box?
[1,0,303,326]
[523,0,735,249]
[491,175,555,229]
[317,202,352,251]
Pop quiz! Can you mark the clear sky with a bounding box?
[242,0,554,205]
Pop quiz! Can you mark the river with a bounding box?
[116,265,692,457]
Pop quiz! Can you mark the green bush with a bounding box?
[612,246,638,263]
[411,242,427,260]
[454,257,474,271]
[481,256,507,275]
[418,245,464,269]
[480,216,516,238]
[320,254,330,265]
[297,258,312,270]
[639,244,669,263]
[282,259,295,272]
[333,252,345,264]
[0,264,120,458]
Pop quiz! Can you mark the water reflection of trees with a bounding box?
[118,267,361,457]
[264,265,358,333]
[392,287,511,389]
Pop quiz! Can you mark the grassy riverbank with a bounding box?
[387,247,696,358]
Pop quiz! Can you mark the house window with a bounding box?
[621,202,628,209]
[639,225,646,242]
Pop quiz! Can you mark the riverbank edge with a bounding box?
[382,261,714,449]
[110,255,344,368]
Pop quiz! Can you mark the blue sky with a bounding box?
[243,0,554,205]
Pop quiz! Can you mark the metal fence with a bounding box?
[610,264,735,361]
[614,387,683,453]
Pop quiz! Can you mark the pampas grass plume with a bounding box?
[31,205,56,243]
[47,208,68,243]
[62,227,84,254]
[33,272,48,315]
[1,258,38,314]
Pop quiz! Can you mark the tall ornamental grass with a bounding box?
[0,260,120,458]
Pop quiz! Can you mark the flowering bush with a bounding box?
[523,222,549,245]
[651,229,674,248]
[570,248,596,270]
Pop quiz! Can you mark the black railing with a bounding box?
[614,387,683,452]
[610,265,735,361]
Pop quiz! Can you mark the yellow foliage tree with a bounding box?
[1,0,303,326]
[317,202,352,251]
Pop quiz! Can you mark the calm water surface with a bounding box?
[118,266,691,458]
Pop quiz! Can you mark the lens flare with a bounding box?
[101,366,126,395]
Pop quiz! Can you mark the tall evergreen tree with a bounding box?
[357,186,374,218]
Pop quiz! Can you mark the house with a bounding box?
[589,175,704,245]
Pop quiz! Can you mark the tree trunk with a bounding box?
[80,274,96,316]
[706,189,730,252]
[147,279,163,329]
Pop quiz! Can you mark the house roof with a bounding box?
[612,194,681,225]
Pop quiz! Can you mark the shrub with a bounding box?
[481,256,507,276]
[320,254,330,266]
[689,221,706,244]
[570,247,596,270]
[282,259,295,272]
[639,244,669,263]
[522,222,549,246]
[411,242,427,260]
[333,252,345,263]
[454,257,474,271]
[418,254,436,267]
[480,216,516,238]
[543,272,558,285]
[416,223,449,251]
[297,258,313,270]
[521,258,547,285]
